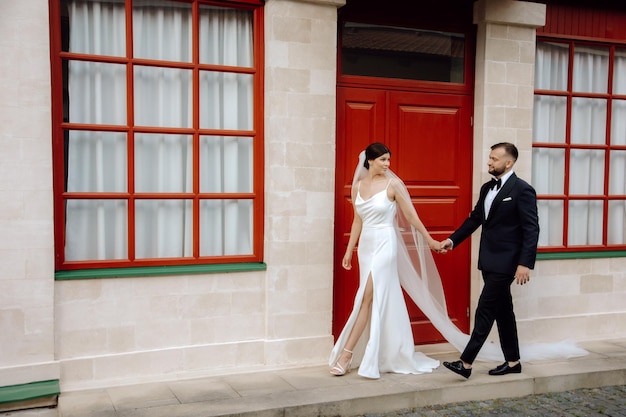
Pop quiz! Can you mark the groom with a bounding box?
[440,142,540,378]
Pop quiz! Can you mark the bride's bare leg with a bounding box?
[345,274,374,349]
[331,274,373,375]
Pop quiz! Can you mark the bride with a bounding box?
[329,142,587,378]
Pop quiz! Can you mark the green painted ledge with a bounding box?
[55,262,267,280]
[537,250,626,261]
[0,380,60,405]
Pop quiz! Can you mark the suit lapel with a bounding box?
[479,182,492,223]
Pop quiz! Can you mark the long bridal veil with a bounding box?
[351,150,588,362]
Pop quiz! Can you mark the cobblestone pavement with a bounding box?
[359,385,626,417]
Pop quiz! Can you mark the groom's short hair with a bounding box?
[491,142,518,161]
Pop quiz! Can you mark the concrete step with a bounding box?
[52,338,626,417]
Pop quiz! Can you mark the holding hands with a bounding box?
[432,238,452,254]
[428,238,447,253]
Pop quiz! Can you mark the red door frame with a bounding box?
[333,1,476,344]
[334,88,473,344]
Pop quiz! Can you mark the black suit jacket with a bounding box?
[449,173,540,276]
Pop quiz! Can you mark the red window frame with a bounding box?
[534,37,626,253]
[48,0,265,270]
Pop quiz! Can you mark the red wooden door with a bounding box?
[333,87,472,344]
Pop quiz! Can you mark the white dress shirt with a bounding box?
[485,170,514,218]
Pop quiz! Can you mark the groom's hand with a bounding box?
[440,239,453,252]
[514,265,531,285]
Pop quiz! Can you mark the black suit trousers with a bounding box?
[460,271,520,364]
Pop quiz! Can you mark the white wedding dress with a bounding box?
[329,181,440,379]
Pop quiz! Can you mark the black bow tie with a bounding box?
[491,178,502,190]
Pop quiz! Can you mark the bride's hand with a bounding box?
[342,253,352,270]
[428,238,446,254]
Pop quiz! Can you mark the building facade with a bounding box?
[1,0,625,409]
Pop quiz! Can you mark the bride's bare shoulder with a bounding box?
[389,177,402,186]
[388,177,405,192]
[388,177,410,200]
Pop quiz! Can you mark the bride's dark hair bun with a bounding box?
[364,142,391,169]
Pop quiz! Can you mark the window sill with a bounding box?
[537,250,626,261]
[0,380,59,407]
[55,262,267,280]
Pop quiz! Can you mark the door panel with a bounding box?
[389,91,472,342]
[334,87,472,345]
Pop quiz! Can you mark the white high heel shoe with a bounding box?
[330,348,353,376]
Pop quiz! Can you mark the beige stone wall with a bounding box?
[515,257,626,342]
[0,0,59,387]
[55,273,270,390]
[53,0,341,390]
[262,0,340,367]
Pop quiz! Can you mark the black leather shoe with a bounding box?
[443,360,471,379]
[489,362,522,375]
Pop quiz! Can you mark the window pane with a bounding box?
[535,42,568,91]
[66,131,127,192]
[135,200,192,258]
[608,201,626,245]
[537,200,563,246]
[614,48,626,95]
[63,0,126,56]
[200,200,253,256]
[573,45,609,93]
[134,66,192,128]
[533,95,566,143]
[571,98,606,144]
[611,99,626,145]
[569,149,605,195]
[65,199,128,260]
[199,5,253,67]
[54,0,262,267]
[341,22,465,83]
[568,200,603,246]
[534,40,626,251]
[532,148,564,194]
[67,61,127,125]
[135,134,192,193]
[200,72,253,130]
[609,150,626,195]
[133,0,192,62]
[200,136,253,193]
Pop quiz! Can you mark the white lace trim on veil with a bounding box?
[349,150,588,362]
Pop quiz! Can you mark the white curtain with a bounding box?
[533,42,568,247]
[65,0,254,261]
[569,46,606,246]
[609,50,626,244]
[533,42,626,247]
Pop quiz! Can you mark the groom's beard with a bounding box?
[488,167,505,177]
